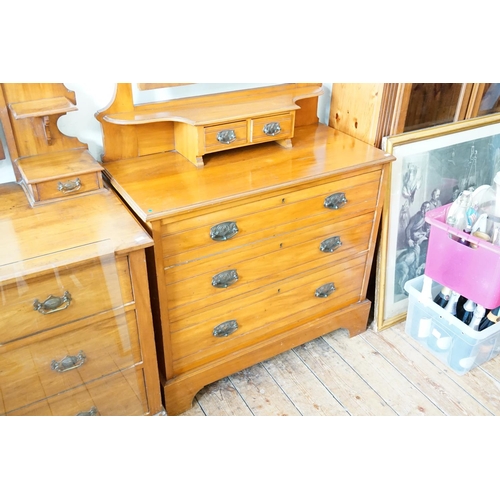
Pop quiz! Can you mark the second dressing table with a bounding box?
[0,83,163,416]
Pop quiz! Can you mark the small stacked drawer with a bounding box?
[203,112,295,154]
[174,111,296,166]
[161,170,381,375]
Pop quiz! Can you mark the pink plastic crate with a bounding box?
[425,204,500,309]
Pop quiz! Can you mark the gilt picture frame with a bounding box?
[374,113,500,331]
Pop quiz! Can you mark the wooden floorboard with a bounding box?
[178,321,500,416]
[323,328,444,416]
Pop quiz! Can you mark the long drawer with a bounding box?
[161,170,381,261]
[170,254,367,374]
[0,310,141,414]
[0,255,133,345]
[7,367,148,416]
[166,214,374,319]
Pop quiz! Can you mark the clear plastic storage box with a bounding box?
[404,275,500,375]
[425,204,500,309]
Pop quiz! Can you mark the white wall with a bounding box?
[0,83,332,184]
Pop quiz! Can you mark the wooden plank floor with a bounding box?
[178,321,500,416]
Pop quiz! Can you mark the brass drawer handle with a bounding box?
[33,291,72,315]
[217,129,237,144]
[212,269,239,288]
[77,406,98,416]
[263,122,282,136]
[320,236,342,253]
[210,221,239,241]
[51,350,86,372]
[324,192,347,210]
[213,320,238,337]
[58,177,81,194]
[315,283,336,298]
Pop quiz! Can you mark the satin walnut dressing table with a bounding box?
[96,83,393,415]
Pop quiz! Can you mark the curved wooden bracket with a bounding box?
[42,115,52,145]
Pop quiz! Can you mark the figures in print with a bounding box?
[393,137,500,302]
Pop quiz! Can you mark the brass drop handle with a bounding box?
[213,320,238,337]
[212,270,239,288]
[76,406,98,416]
[51,350,86,372]
[58,178,81,194]
[315,283,336,298]
[263,122,281,136]
[217,129,237,144]
[33,291,72,315]
[319,236,342,253]
[210,221,239,241]
[324,192,347,210]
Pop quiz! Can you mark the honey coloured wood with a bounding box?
[0,183,164,416]
[16,148,105,206]
[100,87,393,417]
[0,83,106,203]
[9,96,78,120]
[96,83,322,166]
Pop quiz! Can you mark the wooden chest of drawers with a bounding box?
[102,123,392,415]
[0,184,163,416]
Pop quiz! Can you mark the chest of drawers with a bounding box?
[0,184,163,416]
[101,122,392,415]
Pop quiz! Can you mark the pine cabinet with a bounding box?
[329,83,500,149]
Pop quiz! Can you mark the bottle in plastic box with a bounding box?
[447,333,479,374]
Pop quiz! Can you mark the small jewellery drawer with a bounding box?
[170,254,367,374]
[251,113,293,143]
[6,367,148,416]
[0,255,133,345]
[31,171,103,203]
[16,149,105,206]
[203,121,248,153]
[0,310,141,414]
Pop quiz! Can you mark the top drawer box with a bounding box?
[202,113,294,154]
[175,111,296,167]
[16,149,105,207]
[0,255,133,345]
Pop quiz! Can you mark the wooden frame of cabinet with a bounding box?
[96,83,394,415]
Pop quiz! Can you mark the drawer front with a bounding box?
[34,172,103,202]
[7,367,148,416]
[251,113,293,143]
[0,310,141,414]
[0,255,133,344]
[166,213,374,317]
[170,254,367,374]
[203,121,248,153]
[161,170,381,262]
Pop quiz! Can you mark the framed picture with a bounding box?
[374,113,500,331]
